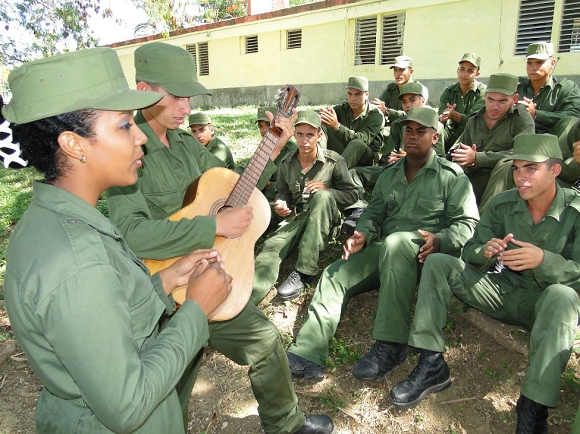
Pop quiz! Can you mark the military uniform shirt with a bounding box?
[5,182,209,433]
[462,186,580,291]
[517,76,580,134]
[460,104,535,170]
[438,80,487,136]
[356,151,479,253]
[325,101,384,153]
[559,118,580,186]
[206,136,235,169]
[276,146,357,211]
[379,79,429,122]
[383,111,445,157]
[106,111,277,259]
[262,138,298,202]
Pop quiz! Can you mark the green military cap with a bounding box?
[525,42,553,60]
[256,106,277,123]
[346,76,369,92]
[135,42,212,98]
[398,82,424,98]
[390,55,412,69]
[4,47,162,125]
[459,52,481,69]
[295,110,321,129]
[485,73,518,95]
[188,112,211,126]
[510,133,562,162]
[401,107,438,130]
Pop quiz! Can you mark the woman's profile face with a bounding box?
[85,110,147,189]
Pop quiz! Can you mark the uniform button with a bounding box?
[66,218,77,223]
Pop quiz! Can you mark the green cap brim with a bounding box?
[5,79,162,124]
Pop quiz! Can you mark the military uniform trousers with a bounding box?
[327,138,374,169]
[287,231,426,367]
[408,253,580,408]
[176,302,305,433]
[347,166,384,210]
[252,190,341,304]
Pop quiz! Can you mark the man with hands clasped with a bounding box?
[285,107,478,381]
[388,133,580,434]
[319,76,384,168]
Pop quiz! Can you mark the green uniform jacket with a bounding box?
[559,117,580,186]
[459,104,535,170]
[263,138,298,202]
[276,146,358,211]
[517,76,580,134]
[462,186,580,291]
[325,100,384,153]
[383,109,445,157]
[438,80,487,137]
[379,79,429,122]
[106,111,277,260]
[5,182,209,433]
[206,136,235,169]
[356,151,479,253]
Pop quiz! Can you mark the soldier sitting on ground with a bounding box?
[252,110,357,304]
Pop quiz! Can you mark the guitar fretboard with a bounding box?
[225,130,280,207]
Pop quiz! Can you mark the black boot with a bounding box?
[516,394,548,434]
[352,340,408,380]
[287,352,325,380]
[389,349,451,409]
[294,414,335,434]
[277,271,313,300]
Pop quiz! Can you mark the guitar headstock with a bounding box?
[274,85,300,120]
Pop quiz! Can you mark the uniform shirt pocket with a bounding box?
[145,190,184,218]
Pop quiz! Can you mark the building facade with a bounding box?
[110,0,580,107]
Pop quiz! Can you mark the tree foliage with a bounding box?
[133,0,248,38]
[0,0,110,66]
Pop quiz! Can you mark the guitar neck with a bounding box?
[225,128,281,208]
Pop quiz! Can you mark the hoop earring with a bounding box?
[80,156,87,163]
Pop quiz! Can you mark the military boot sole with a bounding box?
[289,367,325,380]
[389,377,451,409]
[277,289,302,301]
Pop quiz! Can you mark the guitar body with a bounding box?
[144,167,271,321]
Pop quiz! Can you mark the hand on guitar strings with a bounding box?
[215,206,254,238]
[186,260,233,318]
[158,249,224,296]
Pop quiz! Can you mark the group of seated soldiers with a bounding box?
[185,40,580,434]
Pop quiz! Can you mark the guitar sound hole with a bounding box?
[210,199,228,216]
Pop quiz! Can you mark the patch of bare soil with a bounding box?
[1,237,579,433]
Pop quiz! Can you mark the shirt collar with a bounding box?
[135,110,187,154]
[32,181,122,239]
[513,184,566,222]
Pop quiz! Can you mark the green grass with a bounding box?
[0,166,41,291]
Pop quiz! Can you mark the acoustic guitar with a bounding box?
[144,85,300,321]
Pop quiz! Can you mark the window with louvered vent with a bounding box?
[246,35,258,54]
[185,44,198,75]
[354,17,377,65]
[287,29,302,49]
[559,0,580,52]
[198,42,209,76]
[380,13,405,65]
[515,0,555,55]
[185,43,210,76]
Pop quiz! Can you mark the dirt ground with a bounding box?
[1,236,580,433]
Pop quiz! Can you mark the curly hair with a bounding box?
[10,109,99,182]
